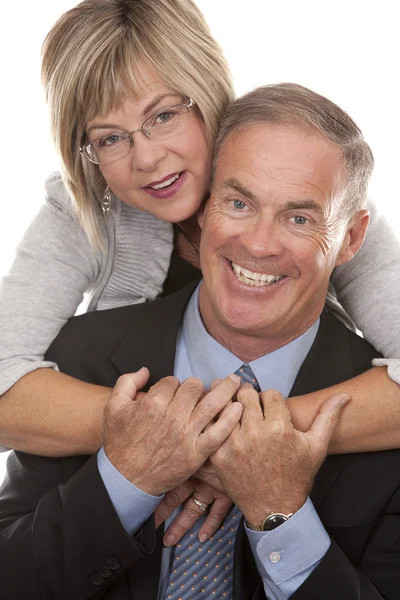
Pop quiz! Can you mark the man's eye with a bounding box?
[291,215,308,225]
[232,200,247,210]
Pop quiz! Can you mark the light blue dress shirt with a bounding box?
[98,283,330,599]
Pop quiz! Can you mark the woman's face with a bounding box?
[86,72,212,223]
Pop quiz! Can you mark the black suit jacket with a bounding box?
[1,281,400,600]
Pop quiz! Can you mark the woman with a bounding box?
[0,0,399,539]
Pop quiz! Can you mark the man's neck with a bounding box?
[178,284,320,397]
[198,285,321,362]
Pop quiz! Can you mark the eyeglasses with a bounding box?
[80,98,196,165]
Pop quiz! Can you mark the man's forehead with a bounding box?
[213,123,345,204]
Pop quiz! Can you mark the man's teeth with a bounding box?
[231,262,284,287]
[150,173,180,190]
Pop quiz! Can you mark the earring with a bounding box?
[101,186,112,219]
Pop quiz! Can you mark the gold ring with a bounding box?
[192,497,208,512]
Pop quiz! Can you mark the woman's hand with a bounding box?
[155,475,232,547]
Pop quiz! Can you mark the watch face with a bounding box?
[263,514,287,531]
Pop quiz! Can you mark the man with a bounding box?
[1,83,398,600]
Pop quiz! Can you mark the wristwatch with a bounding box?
[246,512,293,532]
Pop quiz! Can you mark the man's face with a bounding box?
[198,124,368,355]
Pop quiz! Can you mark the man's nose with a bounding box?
[240,216,284,258]
[129,132,168,171]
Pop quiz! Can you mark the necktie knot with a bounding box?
[234,363,260,392]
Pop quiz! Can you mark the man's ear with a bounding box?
[335,210,370,267]
[197,199,209,230]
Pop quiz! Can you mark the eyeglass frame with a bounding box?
[79,97,196,165]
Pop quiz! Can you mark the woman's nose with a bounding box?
[129,132,168,171]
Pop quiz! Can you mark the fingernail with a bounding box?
[228,374,241,384]
[199,534,208,542]
[164,534,176,547]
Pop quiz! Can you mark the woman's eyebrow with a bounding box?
[143,93,180,115]
[86,93,181,134]
[86,123,121,134]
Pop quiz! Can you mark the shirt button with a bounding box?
[269,551,281,563]
[91,574,105,586]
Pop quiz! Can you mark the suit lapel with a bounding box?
[110,281,199,386]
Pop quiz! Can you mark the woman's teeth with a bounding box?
[149,173,180,190]
[231,262,284,287]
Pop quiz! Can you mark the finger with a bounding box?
[112,368,150,402]
[307,393,350,450]
[198,496,233,542]
[196,461,225,491]
[146,375,181,406]
[106,370,151,421]
[171,377,205,411]
[155,479,194,529]
[259,389,291,422]
[192,374,241,432]
[214,400,241,431]
[210,378,222,390]
[236,383,262,427]
[163,490,214,547]
[197,401,243,456]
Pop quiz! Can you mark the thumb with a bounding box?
[307,392,350,446]
[112,368,150,403]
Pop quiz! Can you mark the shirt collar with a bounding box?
[182,283,319,397]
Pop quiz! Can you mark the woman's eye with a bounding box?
[155,111,176,124]
[291,215,308,225]
[98,134,123,147]
[232,200,247,210]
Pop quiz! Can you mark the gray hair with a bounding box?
[213,83,374,218]
[42,0,234,247]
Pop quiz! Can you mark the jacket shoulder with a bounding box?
[45,282,198,386]
[45,303,146,386]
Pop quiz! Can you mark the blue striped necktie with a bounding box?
[166,364,260,600]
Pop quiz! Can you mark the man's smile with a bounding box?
[231,261,285,287]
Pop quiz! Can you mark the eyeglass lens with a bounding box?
[86,102,191,164]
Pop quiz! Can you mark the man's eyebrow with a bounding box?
[221,178,256,201]
[283,199,324,214]
[86,94,180,135]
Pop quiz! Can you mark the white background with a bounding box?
[0,0,399,480]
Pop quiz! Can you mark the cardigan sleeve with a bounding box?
[0,173,104,396]
[0,172,175,404]
[331,198,400,383]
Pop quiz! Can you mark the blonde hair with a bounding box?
[214,83,374,218]
[42,0,234,247]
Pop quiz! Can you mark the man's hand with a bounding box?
[103,373,243,496]
[155,476,233,546]
[211,386,349,526]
